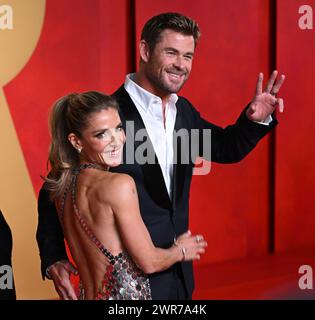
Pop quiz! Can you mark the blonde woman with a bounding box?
[44,91,207,300]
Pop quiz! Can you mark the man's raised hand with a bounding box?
[246,70,285,122]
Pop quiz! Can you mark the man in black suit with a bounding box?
[0,210,16,300]
[36,12,285,299]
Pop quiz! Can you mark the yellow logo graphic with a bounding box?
[0,0,56,299]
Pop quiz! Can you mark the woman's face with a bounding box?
[76,108,125,168]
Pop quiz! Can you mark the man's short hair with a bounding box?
[141,12,201,50]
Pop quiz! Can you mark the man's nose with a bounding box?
[173,56,185,70]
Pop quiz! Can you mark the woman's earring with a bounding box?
[77,147,82,154]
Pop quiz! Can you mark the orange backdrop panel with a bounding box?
[275,0,315,250]
[4,0,130,195]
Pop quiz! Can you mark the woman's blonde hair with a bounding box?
[44,91,119,200]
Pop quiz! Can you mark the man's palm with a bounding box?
[247,71,285,122]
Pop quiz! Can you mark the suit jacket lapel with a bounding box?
[172,101,187,212]
[113,86,172,210]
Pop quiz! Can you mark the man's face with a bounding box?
[144,29,195,95]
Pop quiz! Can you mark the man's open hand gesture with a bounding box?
[247,70,286,122]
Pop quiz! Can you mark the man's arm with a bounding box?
[36,183,79,300]
[185,71,285,163]
[36,183,68,279]
[195,104,278,163]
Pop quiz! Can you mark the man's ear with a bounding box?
[68,133,82,152]
[139,40,151,63]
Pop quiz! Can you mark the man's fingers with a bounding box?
[200,240,208,247]
[256,72,263,95]
[59,280,78,300]
[271,74,286,95]
[66,286,78,300]
[270,95,278,106]
[56,286,69,300]
[50,262,78,300]
[265,70,278,93]
[278,98,284,112]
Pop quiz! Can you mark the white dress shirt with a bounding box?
[124,74,177,197]
[124,73,273,197]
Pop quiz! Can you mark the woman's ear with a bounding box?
[139,40,150,63]
[68,133,82,153]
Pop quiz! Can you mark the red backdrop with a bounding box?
[275,0,315,251]
[3,0,315,273]
[4,0,130,193]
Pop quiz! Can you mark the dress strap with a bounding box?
[64,163,122,264]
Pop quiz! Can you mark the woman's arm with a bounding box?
[104,174,207,274]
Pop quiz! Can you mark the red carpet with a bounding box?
[193,247,315,299]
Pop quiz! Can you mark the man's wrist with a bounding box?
[46,259,68,279]
[254,114,273,126]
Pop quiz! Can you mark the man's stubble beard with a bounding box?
[145,65,189,95]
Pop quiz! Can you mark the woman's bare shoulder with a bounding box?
[93,172,137,204]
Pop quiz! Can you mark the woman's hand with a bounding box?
[174,230,207,261]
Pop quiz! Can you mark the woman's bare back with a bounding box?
[58,165,151,300]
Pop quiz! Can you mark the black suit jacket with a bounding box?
[0,210,16,300]
[36,86,277,299]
